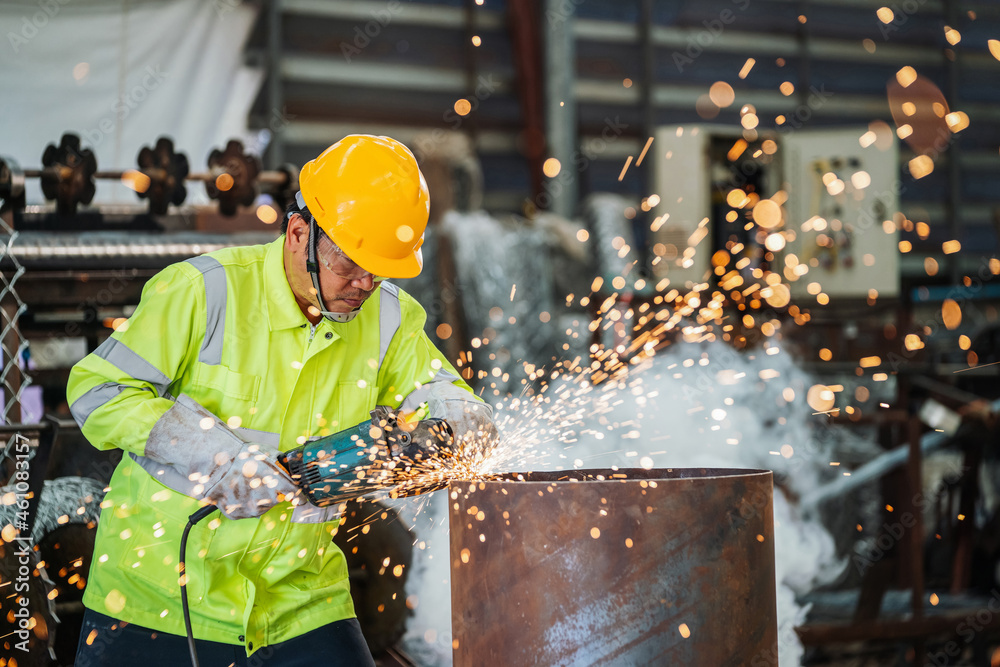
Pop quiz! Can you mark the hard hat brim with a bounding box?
[344,245,424,280]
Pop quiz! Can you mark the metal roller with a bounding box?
[0,133,297,217]
[135,136,189,215]
[40,133,97,216]
[449,468,778,666]
[201,138,261,216]
[0,153,26,212]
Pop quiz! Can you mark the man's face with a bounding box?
[284,213,382,319]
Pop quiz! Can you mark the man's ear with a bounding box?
[285,213,309,250]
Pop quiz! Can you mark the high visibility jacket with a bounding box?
[67,237,474,655]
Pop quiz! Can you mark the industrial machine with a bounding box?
[0,132,298,217]
[650,125,900,299]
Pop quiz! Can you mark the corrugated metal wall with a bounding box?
[249,0,1000,280]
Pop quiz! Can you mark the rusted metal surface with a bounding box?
[449,468,777,666]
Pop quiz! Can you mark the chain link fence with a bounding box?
[0,209,31,424]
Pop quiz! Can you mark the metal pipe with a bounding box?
[463,0,479,145]
[508,0,546,209]
[19,166,289,186]
[796,0,812,113]
[0,416,79,434]
[449,468,777,665]
[943,0,962,285]
[543,0,577,217]
[637,0,655,258]
[800,398,1000,508]
[267,0,285,169]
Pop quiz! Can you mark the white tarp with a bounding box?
[0,0,263,205]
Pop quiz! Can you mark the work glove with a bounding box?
[424,383,498,448]
[140,395,306,520]
[203,441,302,520]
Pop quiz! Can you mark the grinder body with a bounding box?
[278,406,453,506]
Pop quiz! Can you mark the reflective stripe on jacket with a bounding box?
[67,237,473,654]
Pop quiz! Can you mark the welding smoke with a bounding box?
[396,339,843,665]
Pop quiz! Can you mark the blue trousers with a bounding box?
[75,609,376,666]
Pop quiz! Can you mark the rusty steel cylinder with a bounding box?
[448,468,777,666]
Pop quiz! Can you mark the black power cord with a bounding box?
[181,505,216,667]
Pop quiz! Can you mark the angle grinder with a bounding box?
[277,405,455,506]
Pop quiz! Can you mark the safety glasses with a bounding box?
[316,235,386,283]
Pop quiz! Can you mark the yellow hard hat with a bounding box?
[298,135,430,279]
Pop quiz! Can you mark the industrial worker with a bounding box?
[67,135,494,666]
